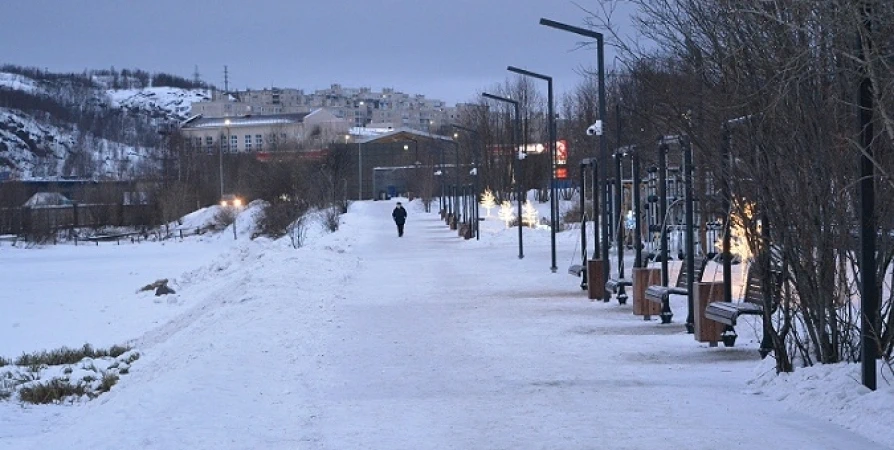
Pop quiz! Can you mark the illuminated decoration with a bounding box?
[522,200,539,227]
[480,188,497,217]
[498,200,515,228]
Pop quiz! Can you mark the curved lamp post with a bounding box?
[482,92,523,259]
[507,65,558,273]
[540,17,610,300]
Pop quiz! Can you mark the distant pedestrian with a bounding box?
[392,202,407,237]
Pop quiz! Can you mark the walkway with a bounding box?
[2,200,885,450]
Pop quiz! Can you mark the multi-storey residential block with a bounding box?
[189,84,464,133]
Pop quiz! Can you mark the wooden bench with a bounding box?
[644,256,708,323]
[705,264,782,348]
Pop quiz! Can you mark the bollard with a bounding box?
[586,259,606,301]
[632,268,661,320]
[693,281,725,346]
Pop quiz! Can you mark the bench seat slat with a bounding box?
[605,278,632,293]
[644,286,669,303]
[705,302,763,326]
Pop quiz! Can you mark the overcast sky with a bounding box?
[1,0,636,105]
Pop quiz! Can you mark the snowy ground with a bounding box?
[0,198,891,449]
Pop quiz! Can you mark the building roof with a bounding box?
[23,192,73,208]
[182,112,311,129]
[352,127,455,145]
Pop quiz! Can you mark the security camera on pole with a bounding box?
[587,121,603,137]
[584,119,606,301]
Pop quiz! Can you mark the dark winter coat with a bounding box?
[392,206,407,225]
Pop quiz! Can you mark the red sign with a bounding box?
[555,167,568,180]
[555,140,568,165]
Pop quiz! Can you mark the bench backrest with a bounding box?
[742,263,783,306]
[674,256,708,288]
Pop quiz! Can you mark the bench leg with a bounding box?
[721,325,737,347]
[580,269,588,291]
[617,285,628,305]
[660,297,673,324]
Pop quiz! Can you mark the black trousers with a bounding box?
[396,222,405,236]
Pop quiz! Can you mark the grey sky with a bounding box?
[1,0,634,105]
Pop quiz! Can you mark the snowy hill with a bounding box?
[0,67,210,180]
[0,108,71,178]
[0,72,43,94]
[107,87,209,122]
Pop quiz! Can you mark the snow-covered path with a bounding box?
[1,200,888,449]
[306,202,884,449]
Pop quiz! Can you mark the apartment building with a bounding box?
[189,84,462,132]
[190,89,311,117]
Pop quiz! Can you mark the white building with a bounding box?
[179,109,349,153]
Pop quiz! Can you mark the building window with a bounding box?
[205,136,213,148]
[255,134,263,150]
[245,135,252,151]
[230,135,238,152]
[194,137,202,148]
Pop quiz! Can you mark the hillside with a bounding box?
[0,66,210,180]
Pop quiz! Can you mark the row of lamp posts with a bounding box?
[473,13,880,392]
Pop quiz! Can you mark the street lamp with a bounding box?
[507,65,558,273]
[540,17,610,300]
[482,92,523,259]
[452,124,481,240]
[452,132,461,226]
[220,119,231,200]
[857,5,878,391]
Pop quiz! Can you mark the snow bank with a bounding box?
[748,359,894,446]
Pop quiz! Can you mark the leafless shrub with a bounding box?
[257,200,308,241]
[323,206,341,232]
[212,207,236,230]
[287,214,308,249]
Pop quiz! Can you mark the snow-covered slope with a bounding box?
[107,87,209,122]
[0,72,43,94]
[0,107,155,180]
[0,69,208,180]
[0,108,70,178]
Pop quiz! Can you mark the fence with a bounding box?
[0,203,157,238]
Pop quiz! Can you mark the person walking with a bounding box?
[392,202,407,237]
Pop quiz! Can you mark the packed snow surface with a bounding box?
[0,198,891,449]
